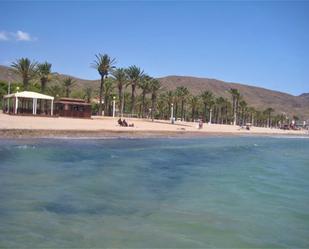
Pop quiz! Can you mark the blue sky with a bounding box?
[0,1,308,95]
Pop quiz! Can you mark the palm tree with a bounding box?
[126,65,144,114]
[155,90,173,120]
[122,92,131,115]
[139,75,151,118]
[92,53,116,115]
[37,62,52,93]
[112,68,127,117]
[255,110,264,127]
[149,79,161,121]
[11,58,37,90]
[223,98,231,124]
[239,99,248,126]
[84,87,93,103]
[200,90,214,122]
[104,78,115,116]
[176,86,189,121]
[229,88,240,125]
[166,90,175,118]
[63,77,76,97]
[247,107,256,126]
[190,95,199,122]
[156,95,168,120]
[264,107,274,128]
[208,98,215,124]
[47,85,64,99]
[214,96,226,124]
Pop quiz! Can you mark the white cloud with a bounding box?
[15,30,32,41]
[15,30,30,41]
[0,30,37,42]
[0,31,9,41]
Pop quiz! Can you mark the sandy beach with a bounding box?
[0,112,307,138]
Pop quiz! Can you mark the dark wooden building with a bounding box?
[54,98,91,118]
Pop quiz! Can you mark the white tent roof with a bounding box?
[4,91,54,100]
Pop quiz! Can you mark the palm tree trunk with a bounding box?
[214,107,217,124]
[131,84,136,114]
[181,100,184,121]
[225,104,229,124]
[118,87,122,113]
[24,78,29,91]
[221,107,224,124]
[233,98,237,125]
[151,94,156,122]
[121,91,125,118]
[104,95,109,115]
[142,91,146,118]
[41,79,47,93]
[191,106,195,122]
[99,76,104,116]
[204,103,207,122]
[168,103,171,117]
[236,98,239,125]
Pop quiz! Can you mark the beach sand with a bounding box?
[0,112,307,138]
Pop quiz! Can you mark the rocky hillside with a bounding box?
[0,65,96,89]
[158,76,309,120]
[1,65,308,120]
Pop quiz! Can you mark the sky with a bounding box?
[0,1,308,95]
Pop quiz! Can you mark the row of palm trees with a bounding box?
[154,88,283,127]
[10,57,77,98]
[9,55,283,127]
[91,54,161,117]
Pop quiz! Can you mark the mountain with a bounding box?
[0,65,96,89]
[299,93,309,97]
[158,76,309,120]
[1,65,308,120]
[299,93,309,102]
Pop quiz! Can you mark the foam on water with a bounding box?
[0,137,308,248]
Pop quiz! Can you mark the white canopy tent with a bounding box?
[3,91,54,115]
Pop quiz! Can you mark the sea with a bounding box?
[0,136,308,248]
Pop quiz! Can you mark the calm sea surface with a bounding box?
[0,136,308,248]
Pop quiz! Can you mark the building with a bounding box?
[3,91,54,116]
[54,98,91,118]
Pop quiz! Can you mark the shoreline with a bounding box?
[0,129,237,139]
[1,128,308,139]
[0,113,307,139]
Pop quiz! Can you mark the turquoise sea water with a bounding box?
[0,136,308,248]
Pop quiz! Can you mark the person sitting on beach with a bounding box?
[118,118,123,126]
[122,119,128,127]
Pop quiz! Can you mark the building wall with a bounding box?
[55,103,91,118]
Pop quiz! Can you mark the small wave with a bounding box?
[15,145,36,150]
[41,136,120,140]
[270,135,309,139]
